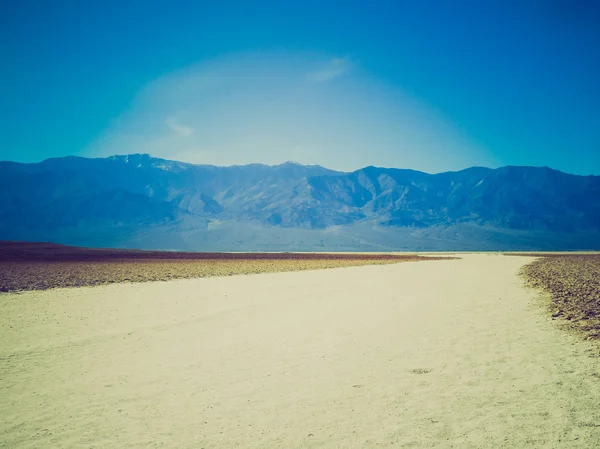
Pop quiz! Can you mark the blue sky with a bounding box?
[1,0,599,174]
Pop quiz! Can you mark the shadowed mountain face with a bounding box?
[1,154,599,251]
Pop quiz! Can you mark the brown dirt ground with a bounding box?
[519,254,600,341]
[0,241,452,292]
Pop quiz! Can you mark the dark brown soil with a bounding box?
[0,240,415,262]
[520,254,600,341]
[0,241,453,292]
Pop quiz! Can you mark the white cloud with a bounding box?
[306,57,352,83]
[166,117,194,136]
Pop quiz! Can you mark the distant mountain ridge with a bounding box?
[1,154,599,251]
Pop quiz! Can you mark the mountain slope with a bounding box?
[307,165,600,232]
[1,154,599,251]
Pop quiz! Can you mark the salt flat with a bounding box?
[1,254,599,448]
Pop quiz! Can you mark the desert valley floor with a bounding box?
[1,254,599,448]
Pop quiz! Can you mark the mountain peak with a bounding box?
[109,153,153,163]
[276,160,324,169]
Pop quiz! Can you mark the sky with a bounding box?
[1,0,599,174]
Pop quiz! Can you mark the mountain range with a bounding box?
[1,153,599,251]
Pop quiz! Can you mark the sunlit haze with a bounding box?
[2,1,599,174]
[84,52,498,172]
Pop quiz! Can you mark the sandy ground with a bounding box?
[1,254,599,448]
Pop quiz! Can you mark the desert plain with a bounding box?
[1,250,600,448]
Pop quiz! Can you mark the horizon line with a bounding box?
[1,152,598,177]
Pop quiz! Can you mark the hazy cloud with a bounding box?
[307,57,352,83]
[166,117,193,136]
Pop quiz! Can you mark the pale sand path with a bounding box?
[1,255,599,448]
